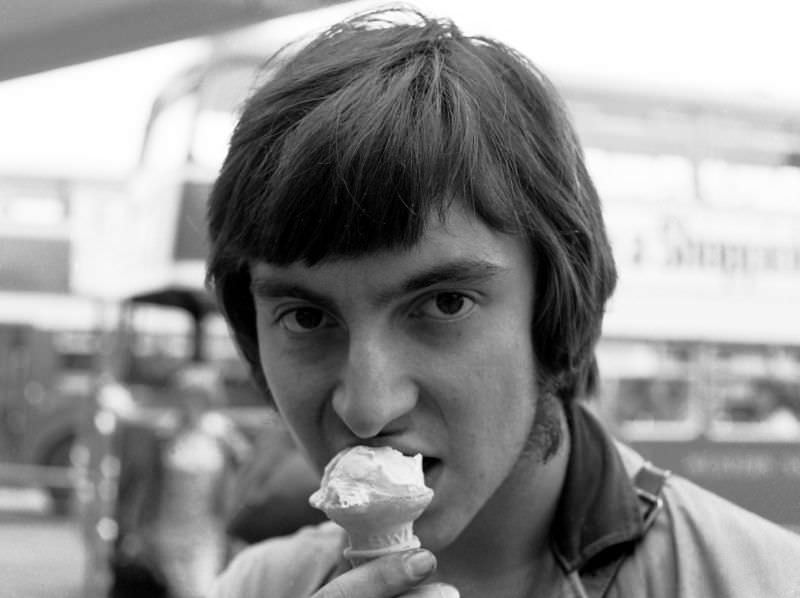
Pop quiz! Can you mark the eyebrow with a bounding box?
[379,258,504,304]
[249,279,339,314]
[250,258,505,309]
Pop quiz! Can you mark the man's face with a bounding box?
[249,203,545,550]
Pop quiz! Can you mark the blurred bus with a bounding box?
[0,177,110,513]
[0,49,267,515]
[573,87,800,528]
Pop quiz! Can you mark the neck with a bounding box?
[432,404,571,597]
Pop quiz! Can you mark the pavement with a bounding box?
[0,488,87,598]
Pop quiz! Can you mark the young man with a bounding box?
[206,9,800,598]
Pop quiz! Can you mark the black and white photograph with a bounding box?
[1,1,799,596]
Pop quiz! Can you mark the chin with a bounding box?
[416,509,466,554]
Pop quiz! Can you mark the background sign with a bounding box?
[589,150,800,344]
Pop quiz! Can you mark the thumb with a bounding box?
[313,549,437,598]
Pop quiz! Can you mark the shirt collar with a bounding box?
[551,401,645,572]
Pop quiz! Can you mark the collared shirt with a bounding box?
[563,404,800,598]
[551,401,646,573]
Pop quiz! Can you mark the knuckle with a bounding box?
[375,559,402,588]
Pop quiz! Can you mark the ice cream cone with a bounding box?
[309,445,434,565]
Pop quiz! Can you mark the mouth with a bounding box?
[422,456,442,489]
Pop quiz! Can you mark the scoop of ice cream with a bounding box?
[309,445,433,562]
[310,445,430,509]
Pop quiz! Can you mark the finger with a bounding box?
[312,549,437,598]
[402,582,460,598]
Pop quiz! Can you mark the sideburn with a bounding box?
[524,390,564,463]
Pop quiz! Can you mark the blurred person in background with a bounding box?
[151,364,249,598]
[111,364,248,598]
[204,8,800,598]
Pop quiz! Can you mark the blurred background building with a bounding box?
[1,0,799,596]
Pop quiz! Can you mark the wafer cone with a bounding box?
[309,446,433,565]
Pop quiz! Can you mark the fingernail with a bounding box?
[403,549,436,578]
[435,584,460,598]
[439,584,461,598]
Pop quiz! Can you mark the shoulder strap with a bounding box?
[578,461,670,598]
[633,461,670,532]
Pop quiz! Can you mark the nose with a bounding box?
[332,331,418,439]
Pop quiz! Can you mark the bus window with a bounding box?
[52,330,98,371]
[601,342,800,528]
[708,347,800,439]
[596,340,700,440]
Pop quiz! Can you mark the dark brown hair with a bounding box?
[207,9,617,403]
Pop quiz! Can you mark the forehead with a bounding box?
[249,204,530,292]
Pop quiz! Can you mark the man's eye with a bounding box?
[417,292,475,320]
[279,307,332,333]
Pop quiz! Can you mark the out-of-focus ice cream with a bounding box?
[309,445,434,563]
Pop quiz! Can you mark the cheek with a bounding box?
[260,355,305,407]
[472,323,536,383]
[256,335,336,432]
[257,336,308,408]
[461,333,537,429]
[440,342,535,429]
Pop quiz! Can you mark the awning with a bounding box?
[0,0,348,82]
